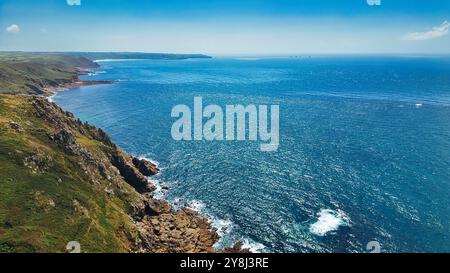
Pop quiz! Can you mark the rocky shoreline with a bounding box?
[43,66,115,97]
[28,96,220,252]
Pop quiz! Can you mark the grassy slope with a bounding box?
[0,52,143,252]
[0,53,97,95]
[0,95,144,252]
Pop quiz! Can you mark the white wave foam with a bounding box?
[309,209,350,236]
[171,197,186,211]
[94,59,143,63]
[137,156,161,170]
[210,218,233,238]
[185,198,265,253]
[186,200,233,238]
[149,178,168,200]
[147,168,255,254]
[187,199,206,212]
[87,70,107,77]
[47,94,56,103]
[135,155,166,198]
[241,239,266,253]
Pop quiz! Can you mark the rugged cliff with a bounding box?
[0,53,223,253]
[0,53,250,253]
[0,95,219,252]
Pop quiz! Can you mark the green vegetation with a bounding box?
[0,53,141,252]
[0,95,143,252]
[0,53,97,95]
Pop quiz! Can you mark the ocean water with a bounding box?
[53,56,450,253]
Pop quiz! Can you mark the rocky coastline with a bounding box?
[24,95,221,252]
[37,61,249,253]
[43,66,115,97]
[0,53,249,253]
[32,63,222,252]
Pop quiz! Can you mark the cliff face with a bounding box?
[0,95,218,253]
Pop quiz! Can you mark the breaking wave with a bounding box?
[309,209,350,236]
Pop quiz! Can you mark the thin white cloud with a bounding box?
[66,0,81,6]
[6,24,20,34]
[402,21,450,41]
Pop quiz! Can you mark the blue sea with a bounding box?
[53,56,450,253]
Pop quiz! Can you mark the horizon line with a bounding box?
[2,50,450,56]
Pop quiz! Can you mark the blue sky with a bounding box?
[1,0,449,54]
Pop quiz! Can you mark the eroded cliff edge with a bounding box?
[0,95,219,252]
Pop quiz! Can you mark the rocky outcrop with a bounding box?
[32,191,56,212]
[222,241,252,253]
[23,153,54,174]
[138,208,219,253]
[72,199,90,219]
[132,157,159,176]
[9,121,24,133]
[33,99,84,130]
[50,128,78,155]
[110,152,156,193]
[144,198,172,216]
